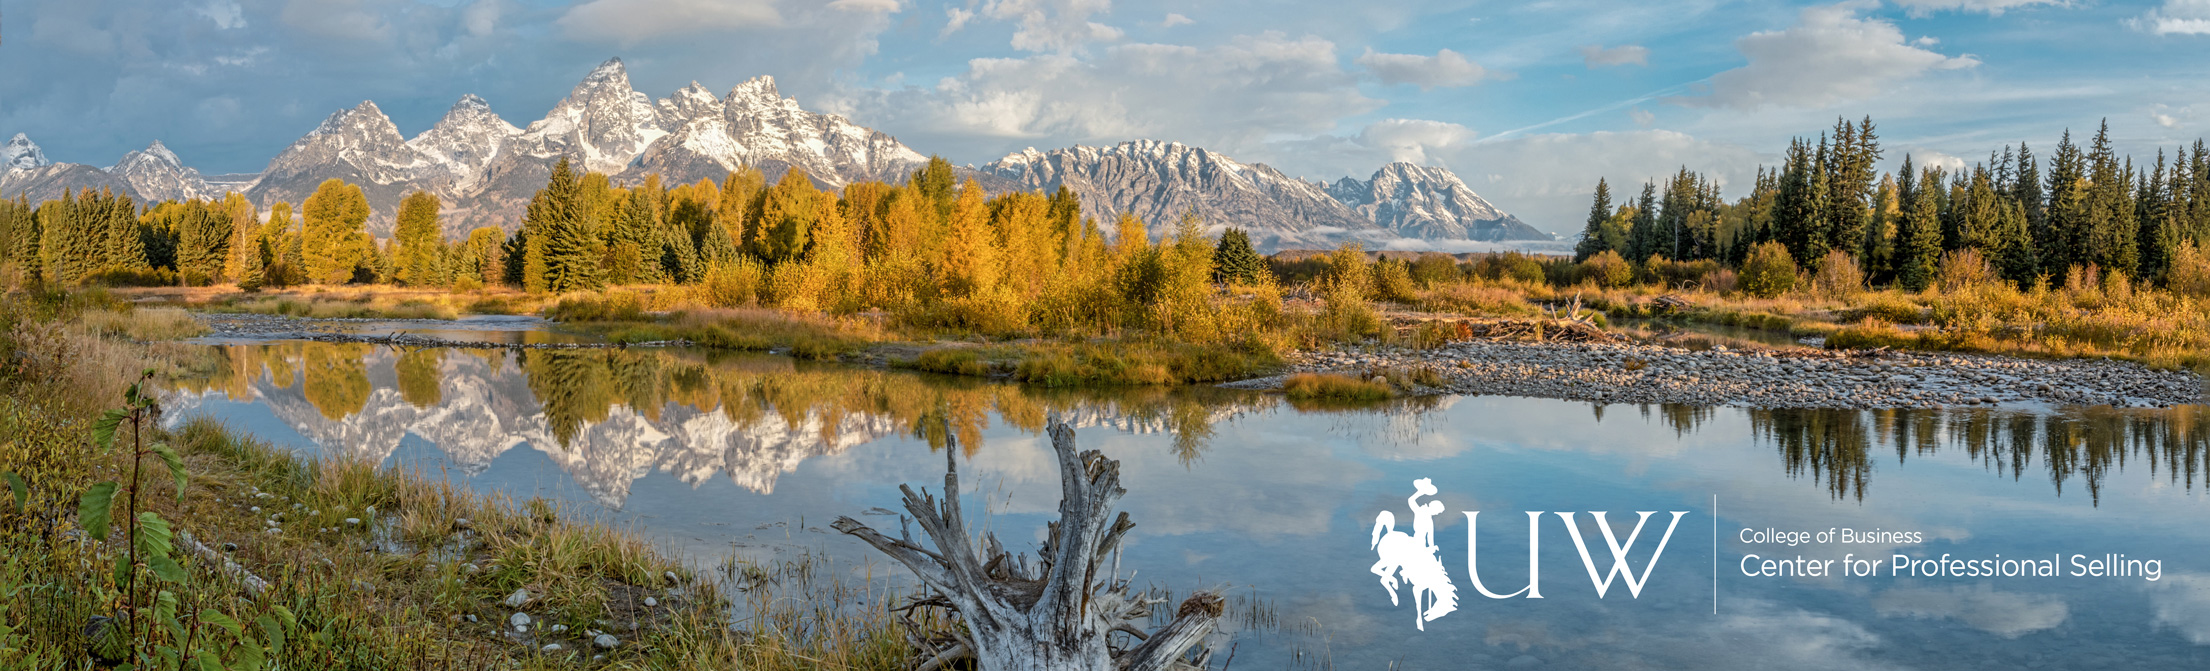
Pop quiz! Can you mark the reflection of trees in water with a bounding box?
[522,349,619,449]
[1753,406,2210,504]
[394,349,444,408]
[299,343,371,420]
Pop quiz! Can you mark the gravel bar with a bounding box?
[1223,340,2204,409]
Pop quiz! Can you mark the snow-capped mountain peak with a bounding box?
[3,134,49,173]
[656,81,723,129]
[517,56,667,175]
[1330,161,1545,242]
[408,94,524,191]
[111,140,212,203]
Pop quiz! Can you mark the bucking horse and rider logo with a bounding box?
[1369,478,1459,630]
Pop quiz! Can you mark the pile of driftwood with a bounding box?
[1389,316,1618,344]
[834,421,1225,671]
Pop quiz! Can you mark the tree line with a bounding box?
[1574,117,2210,291]
[0,156,1276,340]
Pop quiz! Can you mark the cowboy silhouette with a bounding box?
[1370,478,1458,629]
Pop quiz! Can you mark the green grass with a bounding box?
[1282,372,1393,401]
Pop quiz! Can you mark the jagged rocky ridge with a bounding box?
[159,348,1262,509]
[4,58,1539,246]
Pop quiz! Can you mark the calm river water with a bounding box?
[162,338,2210,670]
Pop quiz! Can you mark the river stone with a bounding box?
[541,644,562,653]
[510,612,531,629]
[642,596,659,607]
[504,589,534,608]
[594,634,619,649]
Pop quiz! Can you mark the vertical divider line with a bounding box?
[1712,494,1719,615]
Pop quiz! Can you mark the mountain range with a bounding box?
[0,58,1549,250]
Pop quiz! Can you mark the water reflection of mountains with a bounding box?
[1633,403,2210,503]
[162,343,1272,508]
[164,343,2210,508]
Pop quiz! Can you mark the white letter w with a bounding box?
[1556,511,1689,599]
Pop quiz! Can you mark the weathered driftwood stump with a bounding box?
[833,421,1225,671]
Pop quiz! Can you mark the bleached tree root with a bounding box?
[834,420,1224,671]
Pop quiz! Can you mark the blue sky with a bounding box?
[4,0,2209,232]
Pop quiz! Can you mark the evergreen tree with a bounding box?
[2045,130,2089,274]
[2084,122,2138,275]
[1772,139,1827,264]
[393,191,444,287]
[1898,166,1944,291]
[1864,174,1898,282]
[302,179,371,284]
[176,200,232,282]
[1575,178,1613,262]
[1213,228,1265,285]
[1625,182,1658,262]
[528,157,600,292]
[501,226,530,287]
[2139,152,2179,281]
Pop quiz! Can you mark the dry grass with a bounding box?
[0,292,918,671]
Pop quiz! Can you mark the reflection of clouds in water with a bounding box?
[2147,573,2210,644]
[1871,583,2068,638]
[1590,598,1902,671]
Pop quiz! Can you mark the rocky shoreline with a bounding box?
[1223,339,2205,409]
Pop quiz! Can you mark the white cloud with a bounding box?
[827,0,901,12]
[1672,3,1978,109]
[1356,48,1487,89]
[943,6,977,37]
[1890,0,2063,16]
[280,0,394,44]
[460,0,502,37]
[2130,0,2210,35]
[2152,104,2195,129]
[833,31,1376,158]
[557,0,782,46]
[2149,573,2210,643]
[1580,44,1649,68]
[1630,107,1656,127]
[984,0,1124,53]
[1162,12,1193,28]
[1871,584,2069,638]
[200,1,247,30]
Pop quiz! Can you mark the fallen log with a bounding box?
[834,419,1224,671]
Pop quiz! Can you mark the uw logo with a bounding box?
[1368,478,1691,630]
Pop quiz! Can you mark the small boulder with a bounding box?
[503,589,534,608]
[509,612,531,630]
[642,596,658,608]
[541,643,562,653]
[593,634,619,649]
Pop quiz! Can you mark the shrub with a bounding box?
[544,292,645,322]
[702,259,763,308]
[1810,250,1864,297]
[1579,250,1633,288]
[1372,259,1419,303]
[2168,243,2210,297]
[1739,242,1798,298]
[1699,267,1739,294]
[1937,249,2002,293]
[1409,253,1461,287]
[909,348,991,377]
[1475,252,1546,285]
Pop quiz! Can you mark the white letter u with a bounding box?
[1466,511,1543,599]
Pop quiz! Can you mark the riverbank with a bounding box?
[0,295,910,669]
[1225,339,2204,409]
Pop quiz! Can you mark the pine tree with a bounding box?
[1898,166,1944,291]
[501,226,530,288]
[176,200,232,283]
[1575,178,1613,262]
[302,179,371,284]
[1625,182,1658,262]
[1213,228,1264,285]
[2045,130,2089,275]
[2139,152,2178,281]
[529,157,600,292]
[393,191,444,287]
